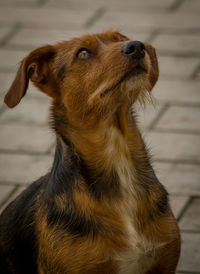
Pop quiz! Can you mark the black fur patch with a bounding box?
[80,161,122,200]
[46,139,80,197]
[0,176,47,273]
[45,138,104,237]
[155,184,169,215]
[46,200,100,238]
[57,64,66,81]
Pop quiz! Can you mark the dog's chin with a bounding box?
[99,65,148,99]
[131,65,147,77]
[119,69,150,105]
[122,69,148,92]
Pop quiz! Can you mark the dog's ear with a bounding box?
[4,45,56,108]
[145,44,159,91]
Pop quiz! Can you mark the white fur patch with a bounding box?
[104,127,167,273]
[88,81,109,104]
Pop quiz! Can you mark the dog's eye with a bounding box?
[76,48,91,60]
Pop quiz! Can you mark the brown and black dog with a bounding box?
[0,31,180,274]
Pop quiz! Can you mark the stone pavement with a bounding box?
[0,0,200,272]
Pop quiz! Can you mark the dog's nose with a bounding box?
[121,41,145,59]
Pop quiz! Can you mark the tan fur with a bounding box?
[4,31,180,273]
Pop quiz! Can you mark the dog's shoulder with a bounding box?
[0,174,49,274]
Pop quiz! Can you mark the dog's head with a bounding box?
[4,31,158,125]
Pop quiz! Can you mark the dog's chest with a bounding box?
[113,160,156,271]
[117,248,155,274]
[103,127,161,272]
[114,213,157,274]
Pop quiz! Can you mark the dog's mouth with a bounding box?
[100,64,147,97]
[131,65,147,76]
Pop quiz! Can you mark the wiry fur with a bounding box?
[0,31,180,274]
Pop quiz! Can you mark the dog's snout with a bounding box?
[121,40,145,59]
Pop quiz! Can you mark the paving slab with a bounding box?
[0,123,54,153]
[0,72,15,90]
[0,7,92,29]
[177,272,196,274]
[196,68,200,80]
[153,33,200,55]
[178,232,200,272]
[27,85,53,101]
[0,77,51,113]
[179,0,200,13]
[8,28,85,49]
[44,0,102,10]
[92,10,200,31]
[158,56,199,79]
[0,2,199,273]
[0,0,38,6]
[0,48,28,72]
[8,27,151,49]
[0,96,50,125]
[44,0,175,11]
[153,80,200,104]
[154,162,200,196]
[155,105,200,132]
[170,195,190,220]
[147,132,200,162]
[0,185,26,214]
[134,102,164,131]
[179,198,200,232]
[0,72,49,108]
[124,31,151,43]
[0,26,13,44]
[0,184,15,207]
[0,72,15,108]
[0,153,52,184]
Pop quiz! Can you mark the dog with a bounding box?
[0,31,180,274]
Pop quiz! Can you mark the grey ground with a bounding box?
[0,0,200,273]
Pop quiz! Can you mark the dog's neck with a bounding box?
[50,104,157,200]
[47,104,169,232]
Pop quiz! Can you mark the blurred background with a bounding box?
[0,0,200,272]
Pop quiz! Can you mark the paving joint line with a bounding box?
[0,149,52,156]
[2,44,38,51]
[146,29,160,43]
[84,7,106,28]
[177,196,193,222]
[152,128,200,135]
[0,3,35,8]
[159,75,195,81]
[153,158,200,165]
[177,271,200,274]
[0,105,7,116]
[180,229,200,234]
[0,120,48,126]
[0,185,26,214]
[37,0,49,6]
[162,101,200,108]
[0,185,18,209]
[148,103,170,131]
[168,0,184,11]
[0,23,21,47]
[45,141,56,155]
[190,194,200,199]
[158,51,200,58]
[0,181,27,186]
[0,68,19,73]
[191,62,200,79]
[155,28,200,34]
